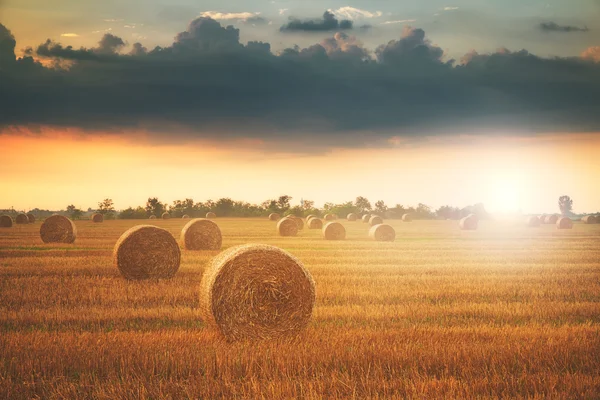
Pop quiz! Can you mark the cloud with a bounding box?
[280,11,353,32]
[200,11,267,24]
[60,33,79,37]
[380,19,416,25]
[443,7,459,11]
[279,9,288,16]
[35,33,126,60]
[328,7,382,20]
[539,22,589,33]
[375,26,446,66]
[582,46,600,62]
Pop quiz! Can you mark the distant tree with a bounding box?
[98,198,115,218]
[302,200,315,210]
[558,195,573,215]
[277,195,292,212]
[328,201,357,217]
[66,204,83,220]
[374,200,388,214]
[145,197,165,217]
[170,198,195,218]
[118,206,147,219]
[215,198,235,217]
[436,205,460,220]
[354,196,372,214]
[286,205,304,217]
[415,203,434,219]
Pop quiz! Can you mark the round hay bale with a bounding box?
[199,244,315,341]
[369,215,383,227]
[161,212,171,220]
[268,213,280,221]
[307,217,323,229]
[114,225,181,280]
[182,214,190,219]
[149,215,157,219]
[402,213,412,222]
[331,214,338,220]
[26,213,35,224]
[545,215,558,224]
[181,218,222,250]
[582,215,596,224]
[526,216,540,227]
[91,213,104,223]
[347,213,357,221]
[459,215,478,230]
[322,222,346,240]
[277,218,298,237]
[362,214,371,223]
[538,215,546,223]
[40,215,77,243]
[286,216,304,230]
[306,214,317,221]
[369,224,396,242]
[0,215,13,228]
[206,212,217,219]
[324,213,335,221]
[15,213,29,224]
[556,217,573,230]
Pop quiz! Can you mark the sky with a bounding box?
[1,0,599,214]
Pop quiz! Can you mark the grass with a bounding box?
[0,218,599,399]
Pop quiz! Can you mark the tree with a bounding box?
[558,195,573,215]
[277,195,292,212]
[355,196,372,214]
[416,203,434,219]
[302,200,315,210]
[145,197,165,217]
[98,198,115,218]
[215,198,235,217]
[66,204,83,220]
[375,200,387,214]
[118,206,147,219]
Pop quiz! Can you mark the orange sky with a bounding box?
[1,129,599,214]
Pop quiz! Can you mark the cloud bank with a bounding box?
[280,11,353,32]
[539,22,589,33]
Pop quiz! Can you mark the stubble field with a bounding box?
[0,218,599,399]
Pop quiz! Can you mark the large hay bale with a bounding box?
[181,218,222,251]
[162,212,171,220]
[545,215,559,224]
[182,214,190,219]
[91,213,104,223]
[206,212,217,219]
[26,213,35,223]
[149,215,157,219]
[322,222,346,240]
[114,225,181,280]
[347,213,357,221]
[369,224,396,242]
[526,216,541,227]
[582,215,596,224]
[306,214,317,221]
[286,216,304,230]
[277,218,298,237]
[362,214,371,223]
[369,215,383,227]
[15,213,29,224]
[459,215,478,230]
[402,213,412,222]
[40,215,77,243]
[556,217,573,230]
[268,213,280,221]
[0,215,13,228]
[324,213,335,221]
[199,244,315,341]
[307,217,323,229]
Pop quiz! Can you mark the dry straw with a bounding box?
[369,224,396,242]
[0,215,13,228]
[277,218,298,237]
[15,213,29,224]
[182,214,190,219]
[181,218,222,251]
[402,213,412,222]
[199,244,315,341]
[149,215,157,219]
[459,215,478,230]
[556,217,573,230]
[40,215,77,243]
[91,213,104,223]
[206,212,217,219]
[269,213,280,221]
[369,215,383,227]
[526,216,540,227]
[162,212,171,220]
[324,214,335,221]
[545,215,559,224]
[362,214,371,223]
[582,215,596,224]
[307,217,323,229]
[323,222,346,240]
[113,225,181,280]
[286,215,304,230]
[26,213,35,223]
[347,213,357,221]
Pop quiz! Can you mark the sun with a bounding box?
[484,174,524,214]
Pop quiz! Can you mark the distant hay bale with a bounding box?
[322,222,346,240]
[15,213,29,224]
[545,215,558,224]
[161,212,171,220]
[556,217,573,230]
[307,217,323,229]
[347,213,357,221]
[199,244,315,341]
[538,215,546,223]
[286,216,304,230]
[40,215,77,243]
[181,218,222,251]
[324,214,335,221]
[206,212,216,219]
[149,215,157,219]
[269,213,280,221]
[26,213,35,223]
[402,213,412,222]
[459,215,478,230]
[277,217,298,237]
[0,215,13,228]
[332,214,338,220]
[91,213,104,223]
[369,224,396,242]
[369,215,383,227]
[362,214,371,223]
[526,216,541,227]
[182,214,190,219]
[114,225,181,280]
[582,215,596,224]
[306,214,317,221]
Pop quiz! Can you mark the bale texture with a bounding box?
[306,214,317,221]
[322,222,346,240]
[526,216,541,228]
[402,213,412,222]
[206,212,217,219]
[459,215,478,230]
[0,215,13,228]
[324,214,335,221]
[26,213,35,223]
[113,225,181,280]
[582,215,596,224]
[286,216,304,230]
[362,214,371,223]
[545,215,559,224]
[91,213,104,223]
[369,224,396,242]
[161,212,171,220]
[347,213,357,221]
[15,213,29,224]
[181,218,222,251]
[182,214,190,219]
[369,215,383,227]
[149,215,157,219]
[268,213,280,221]
[199,244,315,341]
[307,218,323,229]
[556,217,573,230]
[277,218,298,237]
[40,215,77,243]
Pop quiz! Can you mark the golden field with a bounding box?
[0,218,599,399]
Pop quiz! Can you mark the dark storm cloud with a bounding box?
[1,18,600,147]
[280,11,353,32]
[539,22,589,33]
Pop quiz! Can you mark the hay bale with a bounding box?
[582,215,597,224]
[0,215,13,228]
[306,214,317,221]
[545,215,558,224]
[269,213,280,221]
[162,212,171,220]
[402,213,412,222]
[322,222,346,240]
[369,224,396,242]
[369,215,383,227]
[347,213,357,221]
[15,213,29,224]
[181,218,222,250]
[286,216,304,230]
[459,215,478,230]
[199,244,315,341]
[307,217,323,229]
[114,225,180,280]
[324,213,335,221]
[277,218,298,237]
[556,217,573,230]
[40,215,77,243]
[149,215,157,220]
[182,214,190,219]
[538,215,546,223]
[526,216,540,227]
[91,213,104,223]
[26,213,35,223]
[362,214,371,223]
[206,212,216,219]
